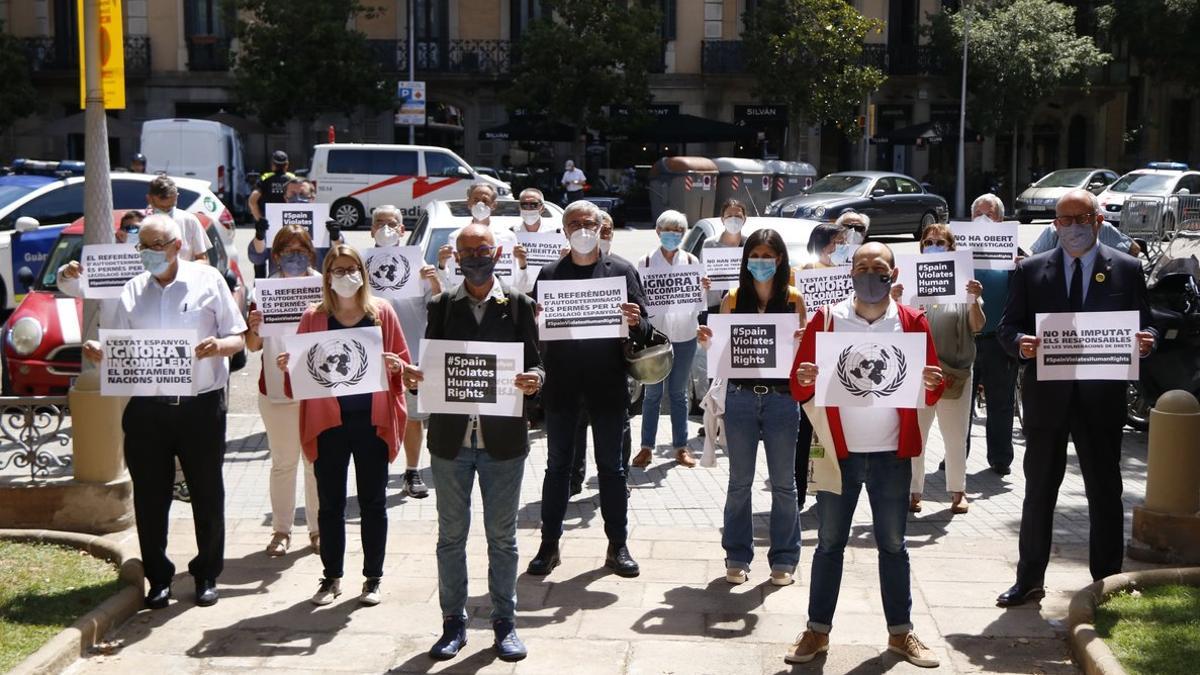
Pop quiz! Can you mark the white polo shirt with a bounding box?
[149,207,211,261]
[829,296,902,453]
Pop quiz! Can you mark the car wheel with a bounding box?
[331,198,365,230]
[1018,217,1033,225]
[915,211,937,240]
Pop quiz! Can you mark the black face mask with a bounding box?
[459,255,496,286]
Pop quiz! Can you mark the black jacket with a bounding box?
[424,285,543,460]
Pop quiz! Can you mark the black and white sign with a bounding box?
[81,243,142,299]
[515,230,568,270]
[256,276,323,337]
[363,246,425,300]
[537,277,629,341]
[793,267,854,318]
[896,250,975,305]
[949,220,1020,270]
[706,313,801,379]
[1035,311,1140,381]
[284,326,388,400]
[640,263,705,316]
[703,247,743,291]
[814,332,927,408]
[99,329,196,396]
[265,203,331,248]
[417,339,524,417]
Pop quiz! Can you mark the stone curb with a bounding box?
[0,528,144,675]
[1067,566,1200,675]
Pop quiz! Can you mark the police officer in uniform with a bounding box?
[249,150,297,278]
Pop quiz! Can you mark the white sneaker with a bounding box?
[770,570,794,586]
[360,578,382,606]
[725,567,748,584]
[310,577,341,606]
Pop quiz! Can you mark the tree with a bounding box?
[227,0,394,129]
[0,21,41,134]
[740,0,885,136]
[1099,0,1200,87]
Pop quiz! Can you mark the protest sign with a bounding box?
[265,203,331,248]
[793,267,854,318]
[896,250,975,306]
[515,230,568,269]
[706,313,801,379]
[814,332,927,408]
[640,263,705,316]
[363,246,426,300]
[537,277,629,341]
[948,220,1020,270]
[417,339,525,417]
[80,243,142,299]
[256,276,323,337]
[284,326,388,400]
[703,247,742,291]
[100,329,196,397]
[1035,310,1140,381]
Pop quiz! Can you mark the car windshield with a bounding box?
[38,234,84,291]
[0,184,36,210]
[1109,173,1175,193]
[807,175,870,195]
[424,228,456,264]
[1036,169,1091,188]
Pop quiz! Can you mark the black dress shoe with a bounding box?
[145,583,171,610]
[492,619,528,662]
[194,578,219,607]
[429,617,467,661]
[991,464,1012,476]
[569,481,583,496]
[605,543,640,578]
[996,583,1045,607]
[526,541,560,576]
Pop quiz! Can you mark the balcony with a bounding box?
[186,35,231,72]
[369,39,512,77]
[22,35,151,77]
[701,40,745,74]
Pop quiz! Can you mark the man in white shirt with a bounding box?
[560,160,586,203]
[435,183,528,293]
[146,175,211,263]
[81,215,247,611]
[510,187,566,295]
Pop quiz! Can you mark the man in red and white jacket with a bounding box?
[785,242,946,669]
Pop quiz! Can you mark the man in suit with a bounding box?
[996,189,1157,607]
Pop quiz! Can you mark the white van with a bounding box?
[140,118,248,214]
[308,143,512,229]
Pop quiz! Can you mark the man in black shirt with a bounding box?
[249,150,296,278]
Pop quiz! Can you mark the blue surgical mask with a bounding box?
[279,252,309,277]
[923,245,947,254]
[830,244,851,264]
[659,231,683,251]
[747,258,777,282]
[140,249,170,277]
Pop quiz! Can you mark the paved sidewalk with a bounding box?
[59,397,1157,674]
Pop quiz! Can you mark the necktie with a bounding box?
[1069,257,1083,311]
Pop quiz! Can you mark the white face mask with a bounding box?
[570,228,599,254]
[373,225,400,247]
[844,228,865,245]
[331,272,363,298]
[520,209,541,226]
[470,201,492,221]
[723,216,745,234]
[599,239,612,254]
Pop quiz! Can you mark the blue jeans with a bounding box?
[970,334,1017,469]
[640,338,698,449]
[808,452,913,635]
[721,385,801,572]
[430,446,525,622]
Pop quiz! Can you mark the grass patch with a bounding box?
[1094,583,1200,675]
[0,540,120,672]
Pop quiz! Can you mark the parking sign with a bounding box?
[395,81,426,126]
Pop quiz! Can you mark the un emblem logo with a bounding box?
[836,343,908,398]
[366,251,412,292]
[305,338,370,389]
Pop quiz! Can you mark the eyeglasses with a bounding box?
[135,237,176,252]
[1053,212,1095,226]
[374,219,400,228]
[565,219,598,231]
[519,201,543,209]
[329,266,361,278]
[921,239,949,248]
[457,245,497,259]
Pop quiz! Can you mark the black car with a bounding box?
[765,171,948,239]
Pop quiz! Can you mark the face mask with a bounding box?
[470,202,492,221]
[844,228,864,245]
[122,225,140,237]
[458,255,497,286]
[723,217,745,234]
[331,272,362,298]
[830,244,851,264]
[570,228,599,254]
[286,194,312,204]
[520,209,541,226]
[659,231,683,251]
[923,245,947,254]
[140,249,171,277]
[599,239,612,255]
[853,271,893,304]
[1058,223,1096,255]
[373,226,400,247]
[747,258,777,282]
[279,252,309,277]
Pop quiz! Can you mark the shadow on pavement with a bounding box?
[186,598,356,659]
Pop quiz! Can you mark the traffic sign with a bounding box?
[395,80,426,126]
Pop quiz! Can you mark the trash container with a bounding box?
[766,160,818,201]
[713,157,773,217]
[648,156,719,225]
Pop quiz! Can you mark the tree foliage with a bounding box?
[1099,0,1200,88]
[0,21,41,133]
[740,0,885,134]
[227,0,394,127]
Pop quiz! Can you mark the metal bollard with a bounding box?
[1129,389,1200,563]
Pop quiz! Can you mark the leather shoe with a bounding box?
[492,619,528,662]
[145,583,171,610]
[605,543,640,578]
[996,583,1045,607]
[194,578,218,607]
[526,541,560,576]
[991,464,1012,476]
[429,617,467,661]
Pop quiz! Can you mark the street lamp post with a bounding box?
[408,0,416,144]
[955,5,970,219]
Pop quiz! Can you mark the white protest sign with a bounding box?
[80,244,142,299]
[1035,311,1140,381]
[703,247,742,291]
[640,263,705,316]
[814,332,927,408]
[515,230,568,270]
[537,276,629,341]
[363,246,426,300]
[100,328,197,397]
[417,339,525,417]
[793,267,854,318]
[284,326,388,400]
[265,203,331,248]
[896,250,975,306]
[949,220,1020,270]
[706,313,801,379]
[256,276,322,337]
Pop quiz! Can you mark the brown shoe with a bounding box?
[951,492,969,514]
[265,532,290,557]
[909,494,922,513]
[675,448,697,467]
[887,632,939,668]
[631,447,653,468]
[784,630,829,664]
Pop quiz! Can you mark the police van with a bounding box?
[307,143,512,230]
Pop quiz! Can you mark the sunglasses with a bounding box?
[921,239,949,248]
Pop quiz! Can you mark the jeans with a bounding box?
[430,447,525,621]
[721,386,801,572]
[572,413,631,489]
[808,452,913,635]
[543,400,628,545]
[970,335,1017,469]
[314,414,390,579]
[640,338,698,449]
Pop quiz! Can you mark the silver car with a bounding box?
[1014,168,1118,223]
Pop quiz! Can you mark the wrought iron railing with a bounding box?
[22,35,151,77]
[0,397,71,482]
[861,43,887,71]
[699,40,939,76]
[368,39,513,76]
[125,35,151,77]
[701,40,744,74]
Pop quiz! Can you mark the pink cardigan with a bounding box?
[287,300,410,464]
